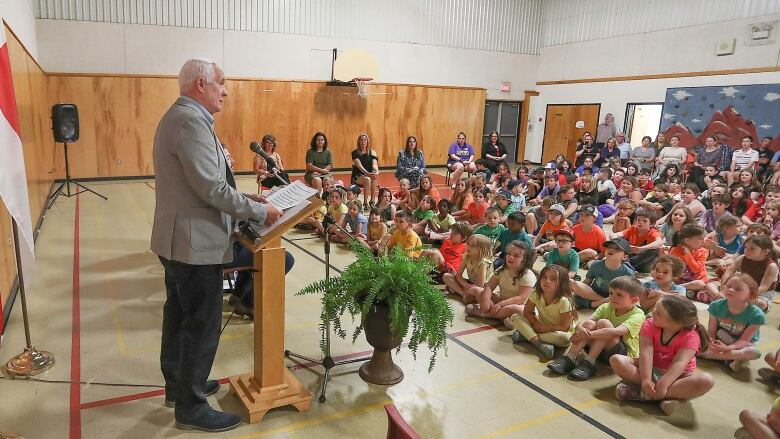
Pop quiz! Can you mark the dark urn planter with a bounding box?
[359,302,409,385]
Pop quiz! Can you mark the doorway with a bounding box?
[541,104,601,164]
[483,101,521,164]
[624,103,663,147]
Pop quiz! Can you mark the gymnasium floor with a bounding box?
[0,171,778,439]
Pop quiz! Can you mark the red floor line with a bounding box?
[79,324,496,411]
[69,194,81,439]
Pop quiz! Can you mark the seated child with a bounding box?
[426,198,456,242]
[610,207,663,273]
[533,204,568,252]
[359,207,388,251]
[384,210,423,258]
[572,238,635,309]
[548,276,646,381]
[705,235,779,311]
[572,204,606,265]
[545,229,580,279]
[412,194,436,236]
[526,196,556,236]
[508,265,575,360]
[324,187,348,239]
[637,169,654,195]
[332,200,367,244]
[472,174,492,199]
[610,199,638,234]
[474,207,506,243]
[639,255,686,313]
[493,189,518,223]
[466,190,490,225]
[465,241,536,320]
[509,180,527,212]
[736,397,780,439]
[392,178,412,212]
[698,194,731,233]
[422,222,472,276]
[442,234,493,303]
[704,215,743,267]
[610,295,714,415]
[639,183,674,218]
[700,274,765,372]
[493,212,533,270]
[662,224,709,300]
[376,187,396,227]
[473,159,492,187]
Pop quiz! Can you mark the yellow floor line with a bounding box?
[475,398,603,439]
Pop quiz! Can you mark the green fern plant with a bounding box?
[297,241,454,372]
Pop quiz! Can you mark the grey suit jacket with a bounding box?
[150,97,266,265]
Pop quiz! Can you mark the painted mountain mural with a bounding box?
[660,84,780,151]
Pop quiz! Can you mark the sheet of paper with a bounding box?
[255,200,311,236]
[265,180,319,210]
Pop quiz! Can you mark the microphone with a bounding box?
[250,142,289,185]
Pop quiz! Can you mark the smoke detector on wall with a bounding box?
[746,21,777,46]
[716,39,736,56]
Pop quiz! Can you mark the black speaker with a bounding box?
[51,104,79,142]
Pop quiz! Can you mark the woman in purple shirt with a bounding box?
[447,132,476,187]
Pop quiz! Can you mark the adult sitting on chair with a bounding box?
[351,133,380,207]
[225,241,295,319]
[253,134,290,189]
[395,135,426,188]
[305,131,333,191]
[482,130,507,173]
[447,132,476,187]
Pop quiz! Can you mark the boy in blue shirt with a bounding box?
[493,212,533,269]
[572,238,635,309]
[545,229,580,279]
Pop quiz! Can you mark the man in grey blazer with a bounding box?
[151,58,281,432]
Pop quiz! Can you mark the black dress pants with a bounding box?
[159,256,223,415]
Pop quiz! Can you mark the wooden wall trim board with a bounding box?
[537,66,780,85]
[516,90,539,163]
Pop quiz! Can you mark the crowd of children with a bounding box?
[295,137,780,433]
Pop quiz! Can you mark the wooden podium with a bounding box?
[229,195,324,423]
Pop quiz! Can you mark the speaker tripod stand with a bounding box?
[284,216,370,403]
[48,142,107,209]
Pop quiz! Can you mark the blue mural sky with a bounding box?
[660,83,780,140]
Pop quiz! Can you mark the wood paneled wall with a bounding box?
[1,25,58,309]
[47,75,487,177]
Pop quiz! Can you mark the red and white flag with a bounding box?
[0,24,36,336]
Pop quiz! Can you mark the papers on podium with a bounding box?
[255,180,319,235]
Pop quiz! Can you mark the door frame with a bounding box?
[483,100,523,165]
[540,103,602,163]
[623,101,664,139]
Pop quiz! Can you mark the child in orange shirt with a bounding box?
[422,222,472,276]
[661,224,709,299]
[392,178,412,212]
[533,204,569,252]
[572,204,606,265]
[466,190,490,225]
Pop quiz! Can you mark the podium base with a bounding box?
[229,368,312,423]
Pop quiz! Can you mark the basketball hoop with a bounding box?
[353,77,373,98]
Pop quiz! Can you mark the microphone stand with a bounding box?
[284,215,370,403]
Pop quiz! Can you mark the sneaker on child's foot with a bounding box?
[659,399,681,416]
[538,343,555,360]
[511,330,526,343]
[547,356,577,374]
[615,383,643,401]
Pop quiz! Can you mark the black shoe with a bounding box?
[165,380,221,408]
[233,302,254,320]
[569,359,597,381]
[547,355,576,375]
[175,406,241,432]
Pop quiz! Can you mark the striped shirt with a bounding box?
[731,148,758,171]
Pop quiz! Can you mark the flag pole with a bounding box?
[5,217,54,376]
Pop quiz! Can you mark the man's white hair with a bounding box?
[178,58,217,94]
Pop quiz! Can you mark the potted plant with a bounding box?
[298,241,454,385]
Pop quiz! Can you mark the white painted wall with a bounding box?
[538,13,780,82]
[2,0,38,60]
[36,19,538,100]
[525,70,780,162]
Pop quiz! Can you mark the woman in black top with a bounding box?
[482,131,507,173]
[351,133,380,207]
